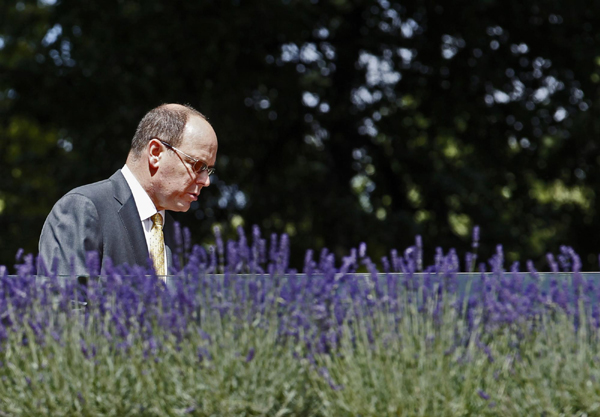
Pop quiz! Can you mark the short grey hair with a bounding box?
[130,104,207,156]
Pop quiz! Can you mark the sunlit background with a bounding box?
[1,0,599,270]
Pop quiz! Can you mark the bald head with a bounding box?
[129,103,208,158]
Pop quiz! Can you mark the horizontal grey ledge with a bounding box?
[4,272,597,291]
[6,272,599,278]
[2,273,593,307]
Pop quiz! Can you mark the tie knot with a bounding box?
[151,213,163,228]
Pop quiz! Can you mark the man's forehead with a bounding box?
[179,117,218,163]
[184,116,216,141]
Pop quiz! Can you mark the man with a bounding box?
[38,103,218,276]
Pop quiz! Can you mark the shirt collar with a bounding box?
[121,165,165,223]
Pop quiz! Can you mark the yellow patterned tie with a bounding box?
[149,213,166,278]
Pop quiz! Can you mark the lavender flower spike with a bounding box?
[472,226,480,248]
[358,242,367,259]
[415,235,423,272]
[183,227,192,253]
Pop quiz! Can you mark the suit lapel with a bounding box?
[119,197,150,266]
[110,171,150,267]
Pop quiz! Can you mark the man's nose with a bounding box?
[196,172,210,186]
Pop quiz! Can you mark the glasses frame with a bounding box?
[156,139,215,176]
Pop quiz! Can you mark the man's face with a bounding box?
[152,116,218,212]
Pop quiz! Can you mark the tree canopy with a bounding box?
[1,0,600,270]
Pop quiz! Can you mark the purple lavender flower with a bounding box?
[277,234,290,273]
[318,367,343,391]
[183,227,192,253]
[494,245,504,272]
[404,246,416,273]
[80,339,94,359]
[381,256,390,273]
[465,252,473,273]
[227,240,239,273]
[567,247,582,272]
[237,226,249,267]
[258,238,267,265]
[245,347,255,362]
[173,221,183,252]
[27,319,45,345]
[269,233,278,263]
[303,250,315,275]
[358,242,367,259]
[208,246,217,273]
[476,337,494,363]
[85,251,101,276]
[251,224,261,245]
[526,260,539,281]
[472,226,480,248]
[558,245,572,271]
[318,248,329,272]
[434,247,444,271]
[337,256,355,279]
[478,389,490,400]
[249,225,262,271]
[547,253,559,274]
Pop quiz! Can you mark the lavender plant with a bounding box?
[0,225,599,415]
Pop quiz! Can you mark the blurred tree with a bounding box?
[1,0,599,270]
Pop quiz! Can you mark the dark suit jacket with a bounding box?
[38,170,175,276]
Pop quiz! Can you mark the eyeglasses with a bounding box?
[157,139,216,176]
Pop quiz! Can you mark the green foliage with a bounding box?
[2,0,600,269]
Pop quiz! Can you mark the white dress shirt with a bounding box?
[121,165,168,269]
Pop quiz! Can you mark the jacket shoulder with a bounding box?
[67,178,112,198]
[64,170,127,203]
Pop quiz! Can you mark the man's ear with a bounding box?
[148,139,162,169]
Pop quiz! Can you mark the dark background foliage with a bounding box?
[1,0,599,270]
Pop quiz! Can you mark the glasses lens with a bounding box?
[192,161,207,174]
[191,160,215,176]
